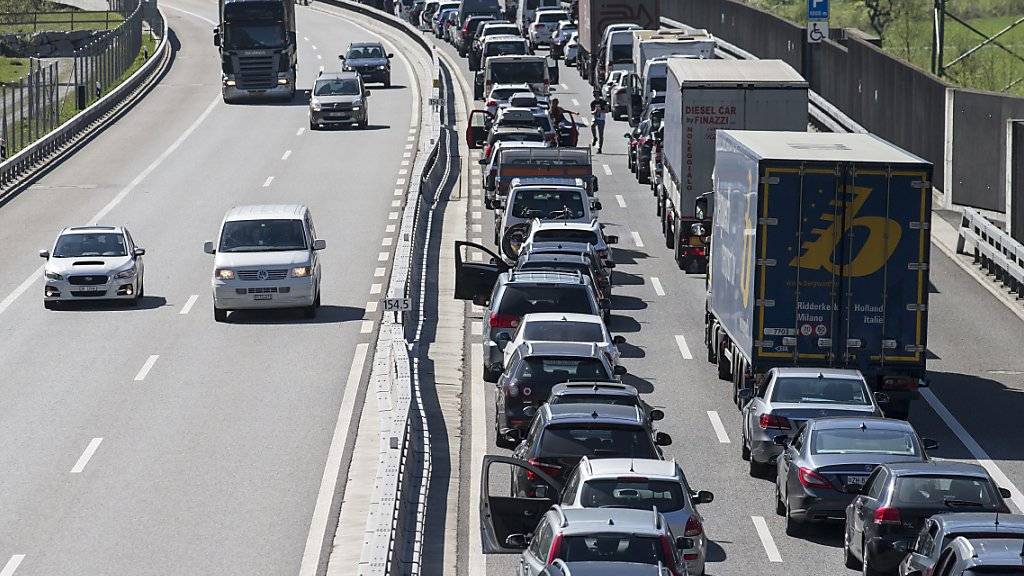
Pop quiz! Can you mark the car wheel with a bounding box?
[844,536,862,570]
[359,117,368,129]
[741,436,751,461]
[303,290,320,319]
[214,307,228,322]
[862,541,881,576]
[717,345,731,381]
[775,483,786,516]
[384,76,391,88]
[749,456,768,479]
[309,119,317,131]
[784,503,805,537]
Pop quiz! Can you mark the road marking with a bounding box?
[472,237,483,244]
[631,231,644,248]
[382,236,394,247]
[304,36,309,41]
[399,168,409,175]
[921,388,1024,512]
[471,321,482,335]
[471,168,481,176]
[262,176,274,187]
[386,224,396,233]
[674,335,693,360]
[316,54,322,60]
[560,83,568,89]
[472,252,482,262]
[602,164,612,176]
[397,178,407,185]
[0,95,221,318]
[405,143,414,149]
[469,343,487,576]
[752,516,783,562]
[403,152,412,158]
[471,199,481,208]
[134,354,160,381]
[650,277,665,296]
[472,224,482,233]
[179,294,199,315]
[282,150,292,160]
[374,267,386,277]
[360,320,374,334]
[70,438,103,474]
[311,44,317,50]
[297,127,305,136]
[707,411,731,443]
[0,556,23,576]
[378,252,389,262]
[389,211,399,220]
[394,188,403,196]
[571,98,579,106]
[365,301,378,313]
[471,211,481,219]
[615,194,626,208]
[409,128,416,134]
[162,4,216,24]
[407,135,415,141]
[392,199,402,207]
[370,283,382,294]
[299,343,369,576]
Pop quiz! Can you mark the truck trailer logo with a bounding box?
[595,3,658,37]
[790,185,902,277]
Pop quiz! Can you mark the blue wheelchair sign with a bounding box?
[808,0,829,20]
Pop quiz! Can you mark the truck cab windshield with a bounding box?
[223,23,285,49]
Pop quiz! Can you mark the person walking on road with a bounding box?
[590,90,607,153]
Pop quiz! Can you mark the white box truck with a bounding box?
[626,28,716,126]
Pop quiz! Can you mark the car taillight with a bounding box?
[759,413,790,430]
[532,23,543,29]
[526,458,562,480]
[486,99,497,107]
[659,535,680,574]
[883,377,919,391]
[483,143,492,158]
[873,506,902,525]
[684,516,703,537]
[488,312,518,328]
[797,467,832,489]
[547,533,563,563]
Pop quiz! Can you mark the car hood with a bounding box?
[214,250,309,268]
[46,255,133,274]
[346,57,388,67]
[315,94,363,105]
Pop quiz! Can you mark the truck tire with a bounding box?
[655,194,663,217]
[717,344,732,381]
[638,167,650,185]
[664,213,675,249]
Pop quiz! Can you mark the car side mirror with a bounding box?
[844,483,865,495]
[38,249,49,259]
[478,158,488,165]
[203,241,215,255]
[772,435,790,447]
[623,133,631,138]
[922,438,939,451]
[338,55,345,60]
[676,536,693,550]
[387,53,395,58]
[472,294,489,307]
[649,408,664,421]
[737,388,753,401]
[593,200,602,211]
[999,487,1013,499]
[505,533,528,548]
[364,89,371,97]
[133,247,146,257]
[604,261,616,268]
[605,235,618,244]
[612,335,625,345]
[313,239,327,251]
[655,432,672,446]
[695,490,714,504]
[503,429,522,445]
[612,365,627,376]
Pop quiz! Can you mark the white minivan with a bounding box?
[516,0,560,35]
[204,204,326,322]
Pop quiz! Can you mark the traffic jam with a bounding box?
[401,0,1024,574]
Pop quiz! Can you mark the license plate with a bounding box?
[846,475,868,485]
[77,286,102,292]
[328,113,349,118]
[253,294,273,300]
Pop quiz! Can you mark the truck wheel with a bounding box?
[655,194,663,217]
[664,215,675,249]
[638,169,650,185]
[717,344,732,381]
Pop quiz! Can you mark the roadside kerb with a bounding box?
[0,0,171,204]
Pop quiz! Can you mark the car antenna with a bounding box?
[818,372,824,379]
[860,421,867,430]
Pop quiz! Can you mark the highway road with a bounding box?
[421,29,1024,576]
[0,1,422,574]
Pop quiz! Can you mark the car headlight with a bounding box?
[290,266,311,278]
[44,270,62,280]
[215,268,236,280]
[377,65,386,70]
[225,79,236,86]
[311,99,321,111]
[351,106,361,111]
[114,267,137,279]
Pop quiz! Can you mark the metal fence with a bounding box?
[73,0,145,111]
[0,59,60,156]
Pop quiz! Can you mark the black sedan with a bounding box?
[774,417,937,536]
[844,461,1012,576]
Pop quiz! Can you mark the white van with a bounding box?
[516,0,560,34]
[480,54,556,100]
[204,204,326,321]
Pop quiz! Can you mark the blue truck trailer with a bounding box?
[705,131,933,419]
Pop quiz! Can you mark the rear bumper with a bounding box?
[788,491,855,522]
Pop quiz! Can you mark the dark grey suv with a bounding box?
[309,72,370,130]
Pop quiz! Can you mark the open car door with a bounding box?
[480,455,562,554]
[557,111,580,147]
[547,57,559,86]
[454,241,508,303]
[466,110,493,149]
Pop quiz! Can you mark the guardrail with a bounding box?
[0,0,170,204]
[956,207,1024,301]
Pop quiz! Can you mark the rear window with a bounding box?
[811,428,919,457]
[538,11,567,22]
[497,284,594,316]
[513,357,611,385]
[580,479,686,513]
[511,189,586,219]
[559,534,667,565]
[490,61,546,84]
[538,425,658,460]
[495,131,545,144]
[523,320,604,342]
[552,394,639,409]
[485,41,528,57]
[489,87,520,101]
[893,476,1002,509]
[770,376,871,405]
[533,229,599,244]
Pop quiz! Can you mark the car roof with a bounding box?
[932,512,1024,531]
[885,461,991,477]
[514,341,603,358]
[582,458,680,480]
[545,402,643,425]
[62,226,123,235]
[521,312,603,324]
[349,41,384,48]
[223,204,307,222]
[318,71,359,81]
[773,367,865,379]
[557,507,666,536]
[551,381,639,396]
[807,417,914,431]
[954,537,1024,565]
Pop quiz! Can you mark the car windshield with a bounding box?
[314,78,360,96]
[770,376,871,405]
[609,44,632,63]
[347,45,385,59]
[53,232,127,257]
[511,190,586,219]
[219,219,307,252]
[490,61,545,84]
[811,428,919,456]
[649,77,667,92]
[539,425,658,460]
[513,357,611,384]
[523,320,604,342]
[223,23,285,49]
[533,229,599,244]
[497,285,594,316]
[559,534,666,564]
[893,476,1002,508]
[580,479,686,513]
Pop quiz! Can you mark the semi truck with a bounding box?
[213,0,297,102]
[705,130,933,420]
[626,28,715,126]
[576,0,658,86]
[661,59,807,272]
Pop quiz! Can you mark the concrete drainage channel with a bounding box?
[308,2,459,575]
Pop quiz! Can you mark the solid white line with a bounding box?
[921,388,1024,512]
[179,294,199,315]
[602,164,612,176]
[299,343,369,576]
[631,231,644,248]
[0,555,24,576]
[615,194,626,208]
[281,150,292,160]
[752,516,783,562]
[374,267,386,277]
[134,354,159,381]
[707,411,731,443]
[162,4,216,24]
[650,277,665,297]
[70,438,103,474]
[674,335,693,360]
[262,176,274,187]
[370,283,382,295]
[378,252,390,262]
[469,343,487,576]
[365,301,378,313]
[0,95,220,318]
[297,127,305,136]
[360,320,374,334]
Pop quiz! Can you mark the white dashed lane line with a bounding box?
[674,335,693,360]
[751,516,783,562]
[297,127,305,136]
[650,277,665,297]
[560,83,568,90]
[370,283,382,295]
[0,555,24,576]
[378,252,390,262]
[707,411,731,443]
[311,44,317,50]
[374,267,386,277]
[179,294,199,315]
[602,164,612,176]
[282,150,292,160]
[134,354,160,381]
[70,438,103,474]
[571,98,579,106]
[389,212,400,220]
[365,301,378,313]
[360,320,374,334]
[262,176,274,187]
[615,194,626,208]
[631,231,644,248]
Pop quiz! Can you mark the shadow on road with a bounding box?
[224,304,364,324]
[49,295,168,312]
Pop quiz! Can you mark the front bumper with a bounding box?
[212,277,315,310]
[44,277,138,301]
[311,108,367,125]
[222,80,293,101]
[350,69,389,83]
